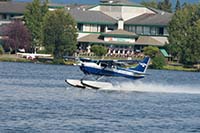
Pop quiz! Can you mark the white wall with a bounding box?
[118,19,124,29]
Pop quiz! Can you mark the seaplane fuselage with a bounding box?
[80,57,150,80]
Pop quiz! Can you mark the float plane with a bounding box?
[16,52,52,60]
[65,56,150,90]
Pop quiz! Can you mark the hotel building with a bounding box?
[0,0,172,57]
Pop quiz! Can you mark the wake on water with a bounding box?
[105,81,200,94]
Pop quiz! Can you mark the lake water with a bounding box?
[0,62,200,132]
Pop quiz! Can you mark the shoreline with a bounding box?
[0,54,33,63]
[0,54,199,72]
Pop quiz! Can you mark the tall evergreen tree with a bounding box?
[43,9,77,59]
[158,0,172,13]
[182,22,200,65]
[175,0,181,11]
[141,0,158,9]
[24,0,49,53]
[168,4,200,65]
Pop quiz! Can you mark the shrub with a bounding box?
[151,56,166,69]
[143,46,159,58]
[91,45,107,57]
[0,45,4,55]
[53,58,65,65]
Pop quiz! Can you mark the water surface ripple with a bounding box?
[0,62,200,132]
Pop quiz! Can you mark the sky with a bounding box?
[13,0,199,6]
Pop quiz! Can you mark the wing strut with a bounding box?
[96,76,104,81]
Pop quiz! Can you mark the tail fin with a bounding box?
[129,57,150,73]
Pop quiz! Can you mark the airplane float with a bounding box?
[65,56,150,90]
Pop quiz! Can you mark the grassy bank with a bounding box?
[0,54,32,63]
[163,65,198,72]
[0,54,75,65]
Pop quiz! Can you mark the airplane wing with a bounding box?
[97,60,130,68]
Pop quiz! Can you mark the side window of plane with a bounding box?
[100,63,107,68]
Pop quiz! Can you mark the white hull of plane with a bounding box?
[65,79,113,90]
[65,79,86,89]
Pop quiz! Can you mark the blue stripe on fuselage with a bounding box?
[80,65,144,80]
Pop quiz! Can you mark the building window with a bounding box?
[164,27,169,35]
[130,26,136,33]
[125,26,128,31]
[100,25,106,32]
[125,25,136,33]
[136,26,143,34]
[77,24,83,31]
[10,14,14,18]
[3,14,7,20]
[83,24,99,32]
[158,27,164,35]
[91,25,98,32]
[144,26,150,35]
[150,27,156,35]
[132,26,136,33]
[84,24,90,32]
[107,25,115,31]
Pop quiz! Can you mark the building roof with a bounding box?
[125,13,173,26]
[160,48,170,57]
[100,0,142,7]
[0,2,27,14]
[78,34,134,45]
[66,4,95,10]
[148,7,173,15]
[79,33,168,46]
[78,34,103,43]
[135,36,168,46]
[101,29,137,38]
[48,3,65,9]
[49,3,94,10]
[69,9,117,24]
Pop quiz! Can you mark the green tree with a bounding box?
[91,45,107,57]
[24,0,49,53]
[151,56,166,69]
[168,5,191,60]
[175,0,181,11]
[43,9,77,60]
[143,46,159,58]
[181,14,200,65]
[144,46,166,69]
[0,45,4,55]
[168,4,200,65]
[141,0,158,9]
[158,0,172,13]
[0,0,11,1]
